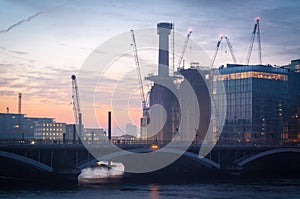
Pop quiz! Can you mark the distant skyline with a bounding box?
[1,0,299,131]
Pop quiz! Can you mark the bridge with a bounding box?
[0,139,300,184]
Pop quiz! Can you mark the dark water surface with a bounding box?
[0,177,299,199]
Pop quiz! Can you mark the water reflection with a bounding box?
[149,184,160,199]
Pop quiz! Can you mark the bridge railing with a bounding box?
[0,138,168,146]
[0,138,299,148]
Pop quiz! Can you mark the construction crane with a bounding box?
[177,28,192,69]
[224,36,238,64]
[130,29,148,114]
[130,29,150,138]
[71,75,82,138]
[210,35,237,68]
[209,35,238,145]
[245,17,262,65]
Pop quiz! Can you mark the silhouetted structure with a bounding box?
[0,113,53,138]
[178,67,210,143]
[146,22,179,142]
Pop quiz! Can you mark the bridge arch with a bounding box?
[78,147,220,170]
[237,148,300,167]
[0,151,53,173]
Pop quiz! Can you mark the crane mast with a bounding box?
[71,75,82,138]
[210,37,222,68]
[130,30,148,115]
[130,29,150,139]
[177,29,192,69]
[246,17,262,65]
[224,36,237,64]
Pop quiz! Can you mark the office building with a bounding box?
[34,122,66,141]
[213,64,289,144]
[281,59,300,141]
[0,113,53,138]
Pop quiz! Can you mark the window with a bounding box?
[215,71,287,81]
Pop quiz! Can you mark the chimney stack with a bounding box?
[18,93,22,114]
[157,22,173,77]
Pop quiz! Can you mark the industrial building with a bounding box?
[177,66,211,143]
[0,113,53,138]
[139,20,300,145]
[82,128,106,144]
[146,62,299,145]
[145,22,180,142]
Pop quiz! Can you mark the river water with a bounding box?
[0,177,299,199]
[0,165,299,199]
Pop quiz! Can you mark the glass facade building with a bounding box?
[281,59,300,141]
[213,64,289,145]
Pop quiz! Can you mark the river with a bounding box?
[0,165,299,198]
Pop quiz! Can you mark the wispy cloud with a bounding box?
[9,50,27,55]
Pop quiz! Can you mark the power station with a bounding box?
[1,19,300,145]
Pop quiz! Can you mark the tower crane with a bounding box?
[224,36,237,64]
[177,28,192,69]
[130,30,149,114]
[209,35,238,144]
[71,75,82,138]
[210,35,237,68]
[245,17,262,65]
[130,29,150,138]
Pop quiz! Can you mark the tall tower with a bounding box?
[18,93,23,138]
[71,75,83,140]
[157,22,173,77]
[18,93,22,114]
[146,22,179,142]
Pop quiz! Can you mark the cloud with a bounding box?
[0,63,77,104]
[9,50,27,55]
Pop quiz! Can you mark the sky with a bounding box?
[0,0,299,134]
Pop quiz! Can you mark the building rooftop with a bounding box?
[217,64,288,75]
